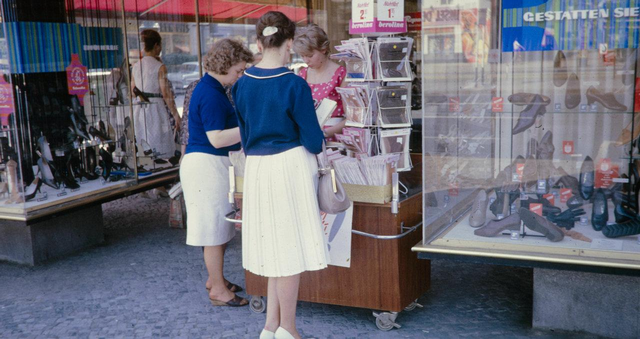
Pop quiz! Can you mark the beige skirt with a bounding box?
[242,146,330,277]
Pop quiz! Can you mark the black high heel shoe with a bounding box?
[37,156,59,189]
[579,156,595,200]
[23,177,42,202]
[512,94,547,135]
[99,148,113,180]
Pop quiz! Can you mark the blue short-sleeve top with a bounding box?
[186,73,241,156]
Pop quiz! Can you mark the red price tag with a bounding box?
[530,203,543,216]
[449,97,460,112]
[543,194,555,206]
[560,188,572,203]
[492,97,504,112]
[562,141,574,155]
[595,158,619,188]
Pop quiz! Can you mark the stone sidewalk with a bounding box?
[0,196,602,338]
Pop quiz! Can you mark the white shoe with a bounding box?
[274,327,295,339]
[259,329,275,339]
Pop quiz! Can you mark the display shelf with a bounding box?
[0,178,129,215]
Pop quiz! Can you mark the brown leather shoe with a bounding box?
[586,86,627,112]
[474,213,522,237]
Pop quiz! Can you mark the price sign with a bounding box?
[352,0,374,23]
[66,54,88,101]
[377,0,404,22]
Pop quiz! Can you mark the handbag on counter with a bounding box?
[317,142,351,214]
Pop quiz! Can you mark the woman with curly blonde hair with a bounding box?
[180,38,253,307]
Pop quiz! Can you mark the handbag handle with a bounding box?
[318,141,338,193]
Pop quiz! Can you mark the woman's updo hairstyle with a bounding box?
[293,24,330,56]
[141,29,161,52]
[256,11,296,50]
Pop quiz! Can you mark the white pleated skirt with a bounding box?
[242,146,330,277]
[181,152,235,247]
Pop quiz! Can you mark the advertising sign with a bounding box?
[0,75,14,126]
[66,54,89,100]
[503,0,640,52]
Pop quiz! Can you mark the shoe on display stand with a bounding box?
[474,213,522,237]
[513,94,547,135]
[23,177,42,202]
[519,207,564,242]
[586,86,627,111]
[537,131,554,160]
[602,219,640,238]
[508,93,551,106]
[591,188,609,231]
[565,73,581,109]
[546,208,585,230]
[469,190,488,227]
[553,50,568,87]
[579,156,595,200]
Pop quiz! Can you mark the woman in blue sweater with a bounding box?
[233,11,329,339]
[181,39,253,307]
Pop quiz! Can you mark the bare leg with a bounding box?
[203,245,234,301]
[205,244,228,290]
[277,274,301,338]
[264,277,280,332]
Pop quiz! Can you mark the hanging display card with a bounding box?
[66,54,89,101]
[0,75,15,126]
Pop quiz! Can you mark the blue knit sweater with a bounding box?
[232,67,324,156]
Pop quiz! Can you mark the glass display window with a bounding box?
[419,0,640,269]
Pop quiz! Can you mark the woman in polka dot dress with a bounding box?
[293,24,346,140]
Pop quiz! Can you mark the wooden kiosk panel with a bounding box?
[244,192,430,312]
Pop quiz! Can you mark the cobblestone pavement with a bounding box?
[0,196,603,338]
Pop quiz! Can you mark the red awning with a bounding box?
[73,0,308,23]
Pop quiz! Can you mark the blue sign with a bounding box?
[502,0,640,52]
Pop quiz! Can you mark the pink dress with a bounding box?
[298,66,346,118]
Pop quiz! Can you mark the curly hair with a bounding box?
[203,39,254,75]
[256,11,296,49]
[141,29,161,52]
[293,24,330,56]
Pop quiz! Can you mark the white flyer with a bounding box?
[321,206,354,268]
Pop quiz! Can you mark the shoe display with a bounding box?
[537,131,554,160]
[519,207,564,242]
[591,188,609,231]
[566,195,584,209]
[70,112,90,140]
[89,126,111,142]
[603,219,640,238]
[474,213,522,237]
[579,156,595,200]
[521,197,561,216]
[614,203,636,224]
[37,157,59,190]
[469,190,488,227]
[553,50,568,87]
[547,208,586,230]
[564,73,581,109]
[555,166,581,197]
[512,94,547,135]
[507,93,551,107]
[99,148,113,180]
[23,177,42,202]
[490,183,520,216]
[586,86,627,112]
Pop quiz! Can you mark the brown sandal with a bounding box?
[210,294,249,307]
[206,282,244,293]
